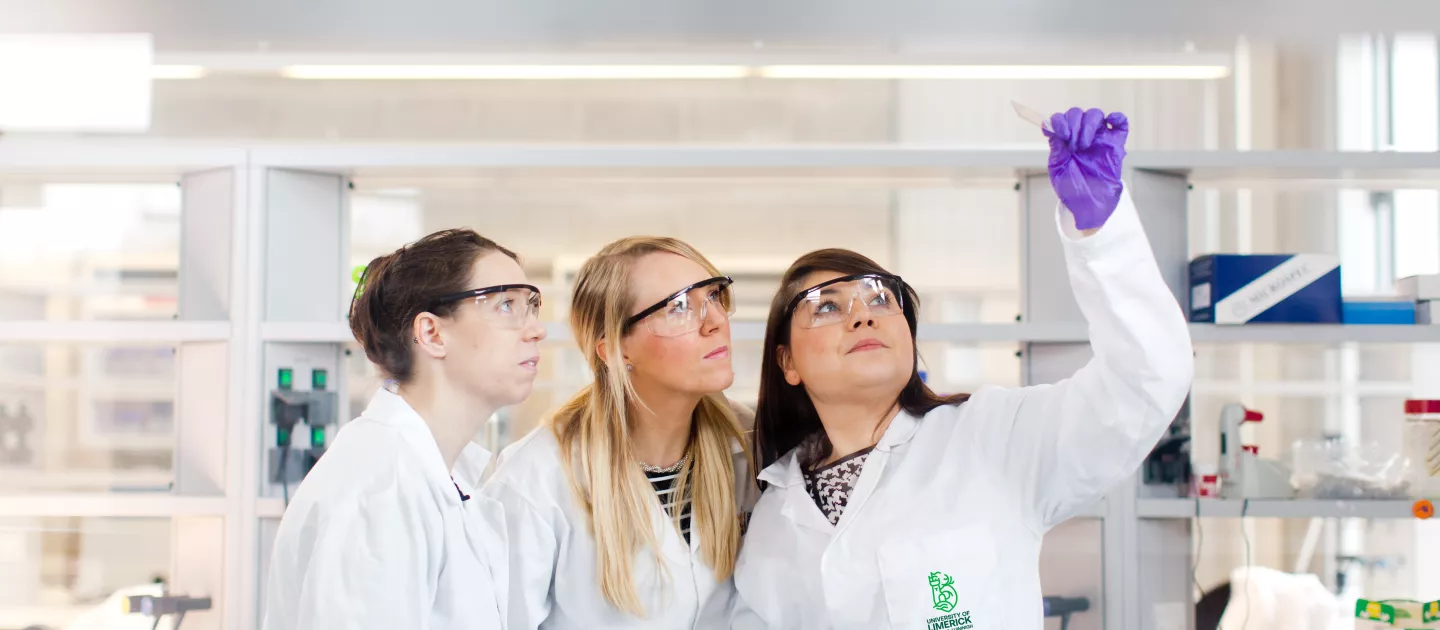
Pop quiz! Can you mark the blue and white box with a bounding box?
[1189,254,1342,324]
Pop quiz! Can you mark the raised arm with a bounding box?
[968,109,1194,532]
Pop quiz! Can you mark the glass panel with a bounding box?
[0,343,175,494]
[1040,518,1104,630]
[0,516,171,629]
[0,178,181,322]
[346,179,1023,328]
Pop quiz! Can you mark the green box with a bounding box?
[1356,599,1440,628]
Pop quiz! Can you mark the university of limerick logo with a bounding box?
[928,571,958,613]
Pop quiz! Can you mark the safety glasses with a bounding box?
[785,273,907,329]
[625,276,735,338]
[432,284,542,330]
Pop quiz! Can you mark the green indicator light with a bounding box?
[277,428,291,446]
[311,426,325,448]
[312,368,328,391]
[278,368,294,390]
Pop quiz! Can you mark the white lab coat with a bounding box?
[262,388,509,630]
[731,187,1194,630]
[483,425,754,630]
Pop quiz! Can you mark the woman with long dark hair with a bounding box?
[732,109,1194,629]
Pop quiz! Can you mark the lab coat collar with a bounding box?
[757,449,803,488]
[755,409,921,488]
[874,410,922,452]
[452,443,493,492]
[361,388,494,505]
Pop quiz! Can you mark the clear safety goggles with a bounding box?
[432,284,543,330]
[625,276,735,338]
[785,273,907,329]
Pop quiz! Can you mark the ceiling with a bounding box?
[3,0,1436,51]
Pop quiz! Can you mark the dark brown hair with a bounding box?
[349,229,519,383]
[753,248,969,479]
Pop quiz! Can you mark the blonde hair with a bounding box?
[548,236,748,617]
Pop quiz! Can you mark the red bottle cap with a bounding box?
[1244,409,1264,422]
[1405,400,1440,414]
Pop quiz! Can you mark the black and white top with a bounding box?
[646,469,693,543]
[802,447,875,526]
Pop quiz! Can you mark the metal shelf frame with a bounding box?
[1136,498,1422,520]
[3,139,1439,630]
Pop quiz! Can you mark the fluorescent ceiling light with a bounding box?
[0,34,153,131]
[151,65,208,80]
[280,65,752,80]
[758,64,1232,80]
[273,62,1229,81]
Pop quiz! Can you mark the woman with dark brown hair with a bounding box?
[732,108,1194,629]
[263,229,546,630]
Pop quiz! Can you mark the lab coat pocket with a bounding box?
[878,524,996,629]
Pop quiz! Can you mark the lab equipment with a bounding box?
[124,593,212,630]
[1405,400,1440,498]
[0,403,35,466]
[268,367,337,493]
[1397,274,1440,301]
[1292,438,1411,499]
[1188,254,1343,324]
[1419,301,1438,325]
[1217,404,1295,499]
[1143,417,1192,495]
[1194,462,1222,497]
[1042,596,1090,630]
[1010,100,1053,132]
[1043,107,1128,230]
[1345,300,1417,324]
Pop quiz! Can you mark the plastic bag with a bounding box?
[1290,439,1411,500]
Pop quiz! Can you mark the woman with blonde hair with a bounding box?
[484,236,755,629]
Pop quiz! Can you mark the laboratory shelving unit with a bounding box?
[2,139,1439,630]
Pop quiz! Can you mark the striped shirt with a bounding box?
[646,468,692,543]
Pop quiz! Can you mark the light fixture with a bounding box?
[151,65,208,80]
[271,62,1230,81]
[279,65,752,80]
[757,64,1232,80]
[0,34,152,131]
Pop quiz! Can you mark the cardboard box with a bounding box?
[1355,598,1440,628]
[1398,275,1440,301]
[1189,254,1342,324]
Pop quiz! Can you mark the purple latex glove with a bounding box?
[1045,108,1129,230]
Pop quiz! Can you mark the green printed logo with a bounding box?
[929,572,958,613]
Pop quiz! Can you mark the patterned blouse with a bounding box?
[802,446,876,526]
